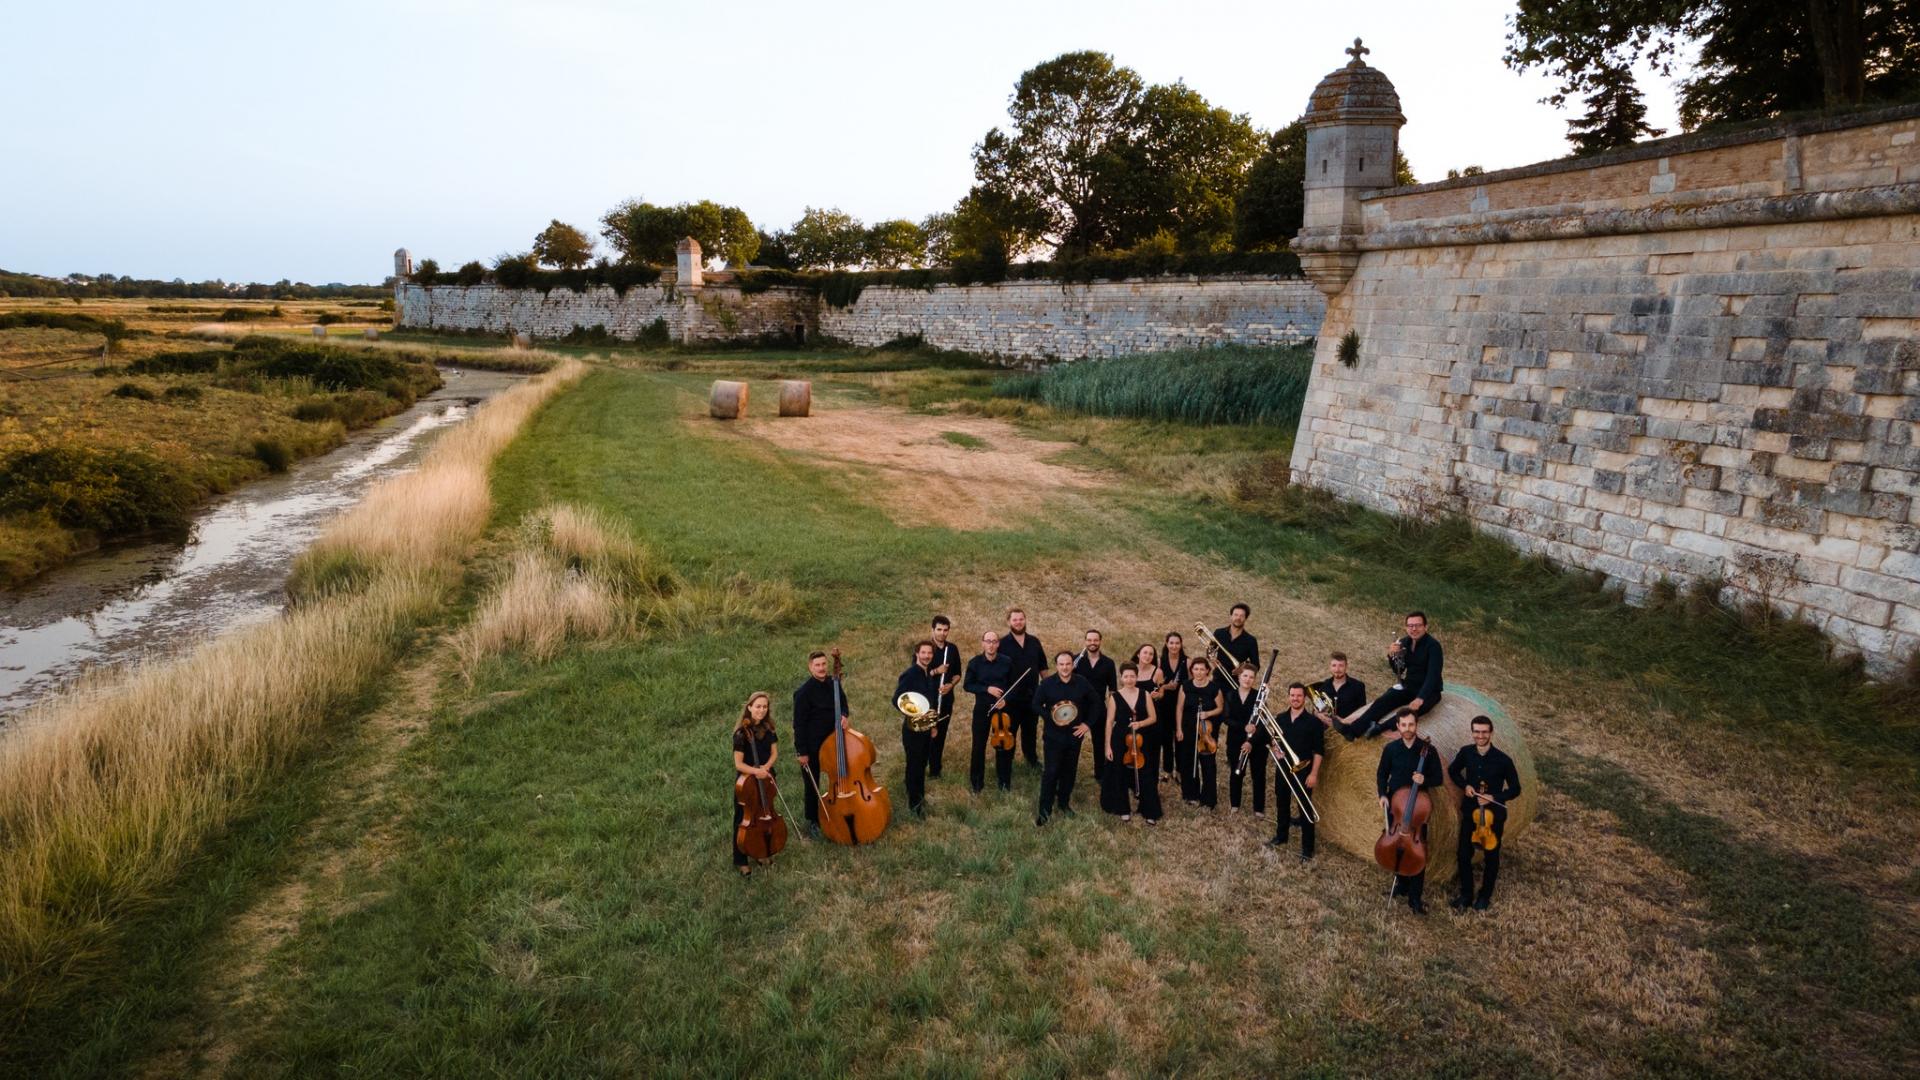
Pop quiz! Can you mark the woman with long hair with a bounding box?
[732,691,780,876]
[1155,632,1191,783]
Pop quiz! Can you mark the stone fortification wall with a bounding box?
[815,276,1323,359]
[1290,104,1920,669]
[395,276,1324,362]
[393,282,816,344]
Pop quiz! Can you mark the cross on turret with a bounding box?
[1346,37,1369,66]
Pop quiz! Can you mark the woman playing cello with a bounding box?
[731,691,781,877]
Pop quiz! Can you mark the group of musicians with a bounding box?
[734,605,1521,915]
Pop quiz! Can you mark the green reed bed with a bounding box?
[993,344,1313,427]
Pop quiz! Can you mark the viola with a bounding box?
[1374,737,1433,876]
[734,739,787,861]
[986,667,1032,753]
[816,648,892,846]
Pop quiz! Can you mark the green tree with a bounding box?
[598,199,760,267]
[1505,1,1920,140]
[1230,120,1305,251]
[754,229,796,270]
[531,220,595,270]
[1104,81,1263,252]
[862,219,928,268]
[1567,62,1664,152]
[412,259,441,285]
[454,260,487,285]
[786,207,867,270]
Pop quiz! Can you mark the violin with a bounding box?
[816,648,892,846]
[734,735,787,861]
[1471,805,1499,852]
[986,667,1032,753]
[1194,683,1220,756]
[1121,727,1146,770]
[1374,736,1433,877]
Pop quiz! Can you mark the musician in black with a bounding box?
[963,631,1018,793]
[1311,652,1367,730]
[1177,656,1226,807]
[1154,631,1192,781]
[927,616,961,780]
[731,691,780,876]
[1073,629,1117,783]
[791,650,848,837]
[1100,661,1162,823]
[1266,683,1324,861]
[1031,651,1095,826]
[894,640,941,819]
[1000,608,1047,767]
[1340,612,1444,740]
[1376,708,1444,913]
[1212,603,1259,671]
[1448,715,1522,911]
[1224,662,1264,813]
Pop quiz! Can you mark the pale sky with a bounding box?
[2,0,1688,284]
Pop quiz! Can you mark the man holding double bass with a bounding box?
[791,650,848,838]
[1377,708,1443,914]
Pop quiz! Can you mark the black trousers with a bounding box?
[798,755,823,828]
[1088,709,1108,784]
[900,725,931,812]
[1037,730,1081,816]
[1155,702,1177,776]
[968,713,1015,792]
[1273,769,1315,856]
[1456,802,1507,900]
[731,798,750,867]
[1195,752,1218,808]
[1014,705,1039,765]
[1341,686,1441,738]
[1174,733,1198,801]
[928,714,950,777]
[1228,727,1268,811]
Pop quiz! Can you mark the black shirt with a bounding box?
[1032,673,1096,734]
[894,663,941,731]
[1393,635,1444,702]
[1073,652,1117,705]
[791,675,847,759]
[963,651,1017,720]
[733,724,777,767]
[1273,708,1324,767]
[1448,744,1521,804]
[1000,631,1047,706]
[1158,651,1194,694]
[1377,737,1443,798]
[1311,676,1367,719]
[928,640,960,714]
[1213,626,1260,672]
[1224,685,1261,738]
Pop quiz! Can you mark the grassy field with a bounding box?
[6,344,1916,1078]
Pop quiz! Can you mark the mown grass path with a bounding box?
[120,365,1919,1079]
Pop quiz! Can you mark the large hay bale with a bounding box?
[1310,684,1538,888]
[777,379,812,417]
[709,380,748,420]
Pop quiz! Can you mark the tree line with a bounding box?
[0,268,389,301]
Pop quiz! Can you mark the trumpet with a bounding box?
[897,691,945,733]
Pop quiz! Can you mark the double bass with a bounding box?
[1375,736,1434,877]
[816,648,892,846]
[734,735,787,861]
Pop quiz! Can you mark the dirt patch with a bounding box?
[698,401,1106,530]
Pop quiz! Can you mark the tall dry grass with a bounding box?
[0,359,586,1026]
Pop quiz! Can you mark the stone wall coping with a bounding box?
[1363,100,1920,202]
[405,273,1309,296]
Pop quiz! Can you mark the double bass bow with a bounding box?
[816,648,892,846]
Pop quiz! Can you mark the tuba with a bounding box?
[897,691,944,732]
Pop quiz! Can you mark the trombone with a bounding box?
[1250,649,1320,825]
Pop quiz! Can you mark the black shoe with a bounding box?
[1298,852,1314,863]
[1408,899,1427,916]
[1058,806,1076,819]
[1035,813,1049,827]
[998,784,1011,793]
[1450,895,1470,912]
[1473,897,1491,911]
[910,804,927,820]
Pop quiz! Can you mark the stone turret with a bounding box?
[675,236,703,288]
[393,247,413,281]
[1293,38,1405,296]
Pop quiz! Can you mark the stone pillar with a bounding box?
[393,247,413,281]
[675,236,703,289]
[1293,39,1405,297]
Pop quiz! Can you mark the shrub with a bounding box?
[560,324,616,346]
[161,384,203,401]
[291,398,338,422]
[454,260,487,286]
[251,437,293,473]
[638,317,671,347]
[109,382,157,401]
[990,344,1314,427]
[217,307,255,322]
[1338,330,1360,367]
[315,312,342,325]
[0,446,196,537]
[126,349,224,375]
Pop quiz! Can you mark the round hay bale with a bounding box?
[709,380,749,420]
[363,328,380,340]
[777,379,812,417]
[1310,684,1538,888]
[512,331,533,350]
[311,325,327,338]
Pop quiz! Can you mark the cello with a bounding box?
[1375,736,1434,878]
[816,648,892,846]
[734,732,788,862]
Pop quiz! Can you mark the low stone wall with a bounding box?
[394,275,1324,362]
[815,276,1323,359]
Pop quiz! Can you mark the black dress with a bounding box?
[1152,654,1191,777]
[1178,677,1224,806]
[731,724,778,868]
[1100,687,1163,821]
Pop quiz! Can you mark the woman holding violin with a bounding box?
[1100,661,1162,823]
[1177,655,1226,807]
[1375,707,1444,913]
[731,691,783,877]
